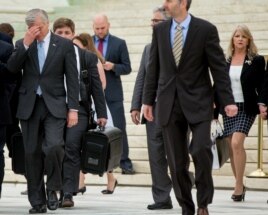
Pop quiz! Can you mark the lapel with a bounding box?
[227,56,250,79]
[179,16,200,68]
[163,19,177,69]
[105,34,113,60]
[28,40,39,72]
[241,56,250,79]
[42,33,58,73]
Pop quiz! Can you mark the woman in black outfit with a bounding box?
[222,25,266,202]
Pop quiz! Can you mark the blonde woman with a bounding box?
[223,25,265,201]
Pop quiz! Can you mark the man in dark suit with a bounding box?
[7,9,79,213]
[53,17,107,207]
[142,1,238,215]
[0,38,13,198]
[93,14,134,174]
[131,6,173,210]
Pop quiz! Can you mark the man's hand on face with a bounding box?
[23,25,41,46]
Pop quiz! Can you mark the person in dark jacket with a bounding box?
[93,14,134,174]
[221,24,266,202]
[53,17,107,208]
[0,37,14,198]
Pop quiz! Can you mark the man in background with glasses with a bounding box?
[130,6,173,210]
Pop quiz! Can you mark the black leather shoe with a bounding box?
[101,180,118,194]
[147,202,173,210]
[46,190,59,211]
[78,186,86,194]
[62,193,74,208]
[121,168,135,175]
[29,204,47,214]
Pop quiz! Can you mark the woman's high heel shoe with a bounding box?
[231,186,246,202]
[78,186,86,195]
[101,180,118,194]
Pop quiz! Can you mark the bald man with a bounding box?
[93,14,134,174]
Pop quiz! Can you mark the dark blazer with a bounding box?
[143,16,235,126]
[229,55,265,115]
[0,40,13,125]
[131,44,150,112]
[78,47,107,119]
[94,34,131,102]
[258,59,268,106]
[7,33,79,120]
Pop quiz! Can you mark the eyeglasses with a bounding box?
[151,19,165,23]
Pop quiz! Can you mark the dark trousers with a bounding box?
[20,97,65,207]
[0,125,6,197]
[5,83,21,158]
[5,118,21,158]
[146,119,172,204]
[107,100,132,169]
[162,96,213,215]
[63,105,88,193]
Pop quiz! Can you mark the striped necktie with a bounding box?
[173,25,183,66]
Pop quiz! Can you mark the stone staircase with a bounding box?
[1,0,268,189]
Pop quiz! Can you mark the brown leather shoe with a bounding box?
[62,193,74,208]
[197,207,209,215]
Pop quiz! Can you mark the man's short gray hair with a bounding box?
[153,6,169,20]
[25,8,49,26]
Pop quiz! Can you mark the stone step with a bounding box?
[4,169,268,191]
[5,147,267,176]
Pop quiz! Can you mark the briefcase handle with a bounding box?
[98,126,105,131]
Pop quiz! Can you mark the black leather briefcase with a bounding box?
[11,132,25,175]
[81,126,122,176]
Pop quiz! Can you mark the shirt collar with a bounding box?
[96,34,109,42]
[172,13,191,30]
[38,31,51,44]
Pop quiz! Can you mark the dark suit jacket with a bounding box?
[215,55,266,117]
[7,33,79,120]
[78,47,107,119]
[143,16,235,126]
[131,44,150,112]
[257,59,268,106]
[230,55,265,115]
[0,40,13,125]
[94,34,131,102]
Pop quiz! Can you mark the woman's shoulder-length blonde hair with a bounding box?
[226,24,258,61]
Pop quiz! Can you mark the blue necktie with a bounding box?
[38,41,45,72]
[37,41,45,95]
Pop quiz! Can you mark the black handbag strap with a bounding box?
[80,50,92,113]
[80,49,97,129]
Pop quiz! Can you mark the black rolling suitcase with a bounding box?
[11,132,26,175]
[81,126,122,176]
